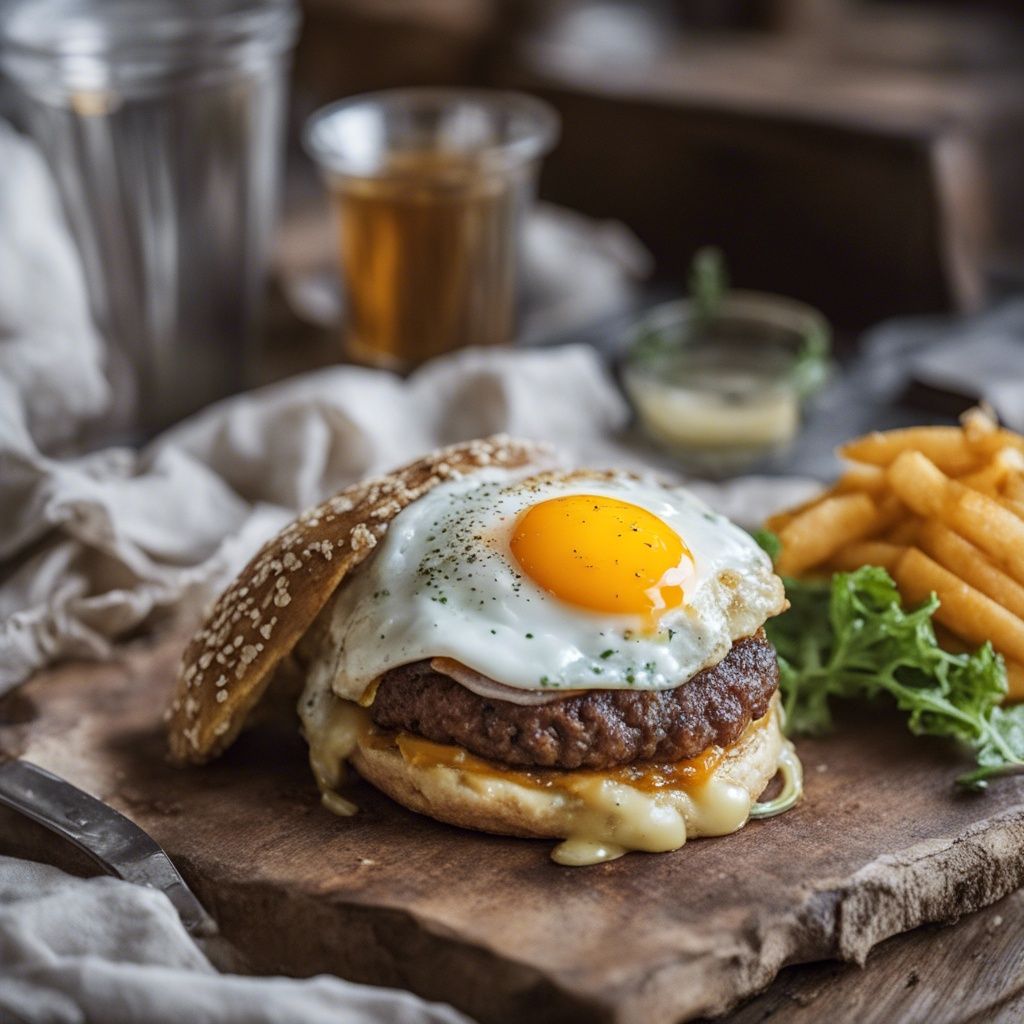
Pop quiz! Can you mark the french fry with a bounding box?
[764,488,831,534]
[775,493,878,576]
[961,405,999,445]
[1006,660,1024,702]
[960,448,1024,494]
[872,494,907,534]
[1004,474,1024,503]
[999,496,1024,522]
[895,548,1024,665]
[830,541,905,574]
[917,520,1024,620]
[834,463,888,497]
[886,517,921,545]
[960,462,1009,495]
[996,447,1024,472]
[967,430,1024,460]
[945,488,1024,586]
[961,406,1024,458]
[840,427,977,475]
[884,451,1024,581]
[885,450,949,518]
[770,412,1024,703]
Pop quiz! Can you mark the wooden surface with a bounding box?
[4,635,1024,1024]
[713,885,1024,1023]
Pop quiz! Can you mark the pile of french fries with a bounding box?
[766,408,1024,700]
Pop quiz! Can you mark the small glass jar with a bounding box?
[622,292,832,476]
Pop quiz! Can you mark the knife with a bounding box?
[0,758,217,938]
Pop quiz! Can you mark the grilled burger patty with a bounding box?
[369,630,778,771]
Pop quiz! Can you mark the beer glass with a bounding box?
[305,89,559,369]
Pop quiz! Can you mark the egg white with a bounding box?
[313,469,785,700]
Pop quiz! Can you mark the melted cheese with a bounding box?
[388,730,727,792]
[299,677,792,865]
[382,729,754,864]
[300,678,365,808]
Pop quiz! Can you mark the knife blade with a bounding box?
[0,758,216,938]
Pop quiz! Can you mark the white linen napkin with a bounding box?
[0,856,471,1024]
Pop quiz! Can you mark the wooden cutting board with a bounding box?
[3,634,1024,1024]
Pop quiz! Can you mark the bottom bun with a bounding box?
[350,697,788,865]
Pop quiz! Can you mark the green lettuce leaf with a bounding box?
[756,532,1024,788]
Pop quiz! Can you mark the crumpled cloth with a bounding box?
[0,343,632,692]
[863,300,1024,432]
[0,856,471,1024]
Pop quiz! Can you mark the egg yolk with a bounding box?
[509,494,692,618]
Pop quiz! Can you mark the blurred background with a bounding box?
[282,0,1024,330]
[3,0,1024,473]
[285,0,1024,338]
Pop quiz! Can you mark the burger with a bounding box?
[167,437,801,865]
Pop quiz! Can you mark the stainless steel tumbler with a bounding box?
[1,0,300,435]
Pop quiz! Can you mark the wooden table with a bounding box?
[715,888,1024,1023]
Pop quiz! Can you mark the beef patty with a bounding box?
[369,631,778,770]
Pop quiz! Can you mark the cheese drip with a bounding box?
[299,677,794,865]
[300,675,363,815]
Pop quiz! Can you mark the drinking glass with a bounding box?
[1,0,301,435]
[305,89,559,370]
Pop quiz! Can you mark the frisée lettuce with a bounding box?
[754,531,1024,788]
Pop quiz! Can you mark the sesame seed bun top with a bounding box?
[166,436,548,764]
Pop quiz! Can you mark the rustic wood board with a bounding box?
[711,885,1024,1024]
[3,635,1024,1024]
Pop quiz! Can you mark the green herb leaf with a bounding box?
[689,246,728,325]
[764,565,1020,788]
[752,528,782,563]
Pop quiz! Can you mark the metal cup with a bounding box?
[1,0,301,436]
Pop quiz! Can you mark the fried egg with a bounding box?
[314,469,785,701]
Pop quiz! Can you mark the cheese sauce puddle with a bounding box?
[300,682,791,865]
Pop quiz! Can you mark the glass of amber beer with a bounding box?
[305,89,559,369]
